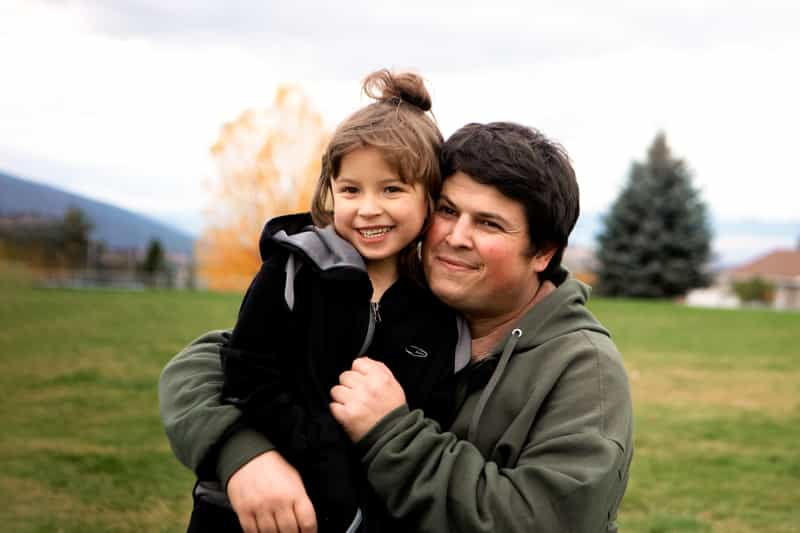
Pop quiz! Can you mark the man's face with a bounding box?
[422,171,552,321]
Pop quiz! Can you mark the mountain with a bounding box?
[0,171,194,255]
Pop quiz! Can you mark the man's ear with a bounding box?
[532,245,557,274]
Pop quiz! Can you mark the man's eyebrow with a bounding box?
[439,194,511,226]
[476,212,511,227]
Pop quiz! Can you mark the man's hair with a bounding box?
[310,69,443,279]
[441,122,580,281]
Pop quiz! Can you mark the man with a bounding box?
[160,122,633,532]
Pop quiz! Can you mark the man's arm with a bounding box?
[159,331,318,533]
[332,355,632,533]
[357,411,624,532]
[158,329,275,482]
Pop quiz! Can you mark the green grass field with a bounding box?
[1,271,798,532]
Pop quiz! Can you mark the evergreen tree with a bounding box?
[142,239,167,276]
[596,133,712,298]
[61,206,93,268]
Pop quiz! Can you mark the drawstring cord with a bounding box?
[467,327,523,442]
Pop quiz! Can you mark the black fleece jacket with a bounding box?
[220,213,467,532]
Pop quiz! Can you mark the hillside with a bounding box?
[0,171,194,255]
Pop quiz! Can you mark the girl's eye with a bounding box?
[339,186,358,194]
[384,185,404,194]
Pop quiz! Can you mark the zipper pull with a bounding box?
[371,301,382,323]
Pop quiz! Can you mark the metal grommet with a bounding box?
[512,328,522,337]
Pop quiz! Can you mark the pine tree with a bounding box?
[596,133,712,298]
[142,239,167,276]
[61,206,93,268]
[141,238,169,288]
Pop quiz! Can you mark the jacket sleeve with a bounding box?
[158,330,275,485]
[221,256,293,408]
[355,351,632,532]
[222,256,341,458]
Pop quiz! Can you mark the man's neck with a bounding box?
[469,280,556,362]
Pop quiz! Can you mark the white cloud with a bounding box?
[1,0,799,237]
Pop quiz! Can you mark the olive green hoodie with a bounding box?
[353,278,633,532]
[159,277,633,532]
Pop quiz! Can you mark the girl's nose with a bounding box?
[358,194,383,216]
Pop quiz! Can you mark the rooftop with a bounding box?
[729,248,800,279]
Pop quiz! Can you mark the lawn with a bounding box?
[591,299,800,532]
[1,272,798,532]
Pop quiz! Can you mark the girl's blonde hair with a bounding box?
[310,69,443,279]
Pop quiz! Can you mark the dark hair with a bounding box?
[441,122,579,281]
[310,69,443,278]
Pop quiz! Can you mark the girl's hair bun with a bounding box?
[362,69,432,112]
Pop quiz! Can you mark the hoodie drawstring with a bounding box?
[468,328,523,443]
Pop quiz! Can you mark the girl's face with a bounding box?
[331,146,428,273]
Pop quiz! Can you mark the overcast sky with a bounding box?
[1,1,798,261]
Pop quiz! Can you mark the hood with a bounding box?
[510,276,610,354]
[260,212,367,276]
[259,212,371,311]
[466,271,609,442]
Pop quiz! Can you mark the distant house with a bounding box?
[722,249,800,310]
[684,284,741,309]
[686,248,800,310]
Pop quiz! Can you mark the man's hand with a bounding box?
[330,357,407,442]
[227,450,316,533]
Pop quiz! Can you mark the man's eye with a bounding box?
[479,220,501,230]
[436,205,456,216]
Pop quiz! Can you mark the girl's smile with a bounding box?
[332,146,427,278]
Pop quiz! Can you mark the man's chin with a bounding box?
[428,277,466,307]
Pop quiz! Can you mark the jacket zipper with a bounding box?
[357,301,380,356]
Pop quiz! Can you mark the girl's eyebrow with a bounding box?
[337,176,405,185]
[375,177,406,185]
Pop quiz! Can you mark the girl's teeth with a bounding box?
[360,227,391,237]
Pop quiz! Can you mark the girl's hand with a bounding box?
[227,450,317,533]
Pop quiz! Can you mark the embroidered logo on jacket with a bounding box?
[405,345,429,358]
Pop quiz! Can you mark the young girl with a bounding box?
[189,70,469,533]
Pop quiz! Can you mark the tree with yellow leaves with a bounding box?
[197,86,329,291]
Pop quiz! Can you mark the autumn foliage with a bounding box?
[197,86,329,291]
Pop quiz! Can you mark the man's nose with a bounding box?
[444,216,472,248]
